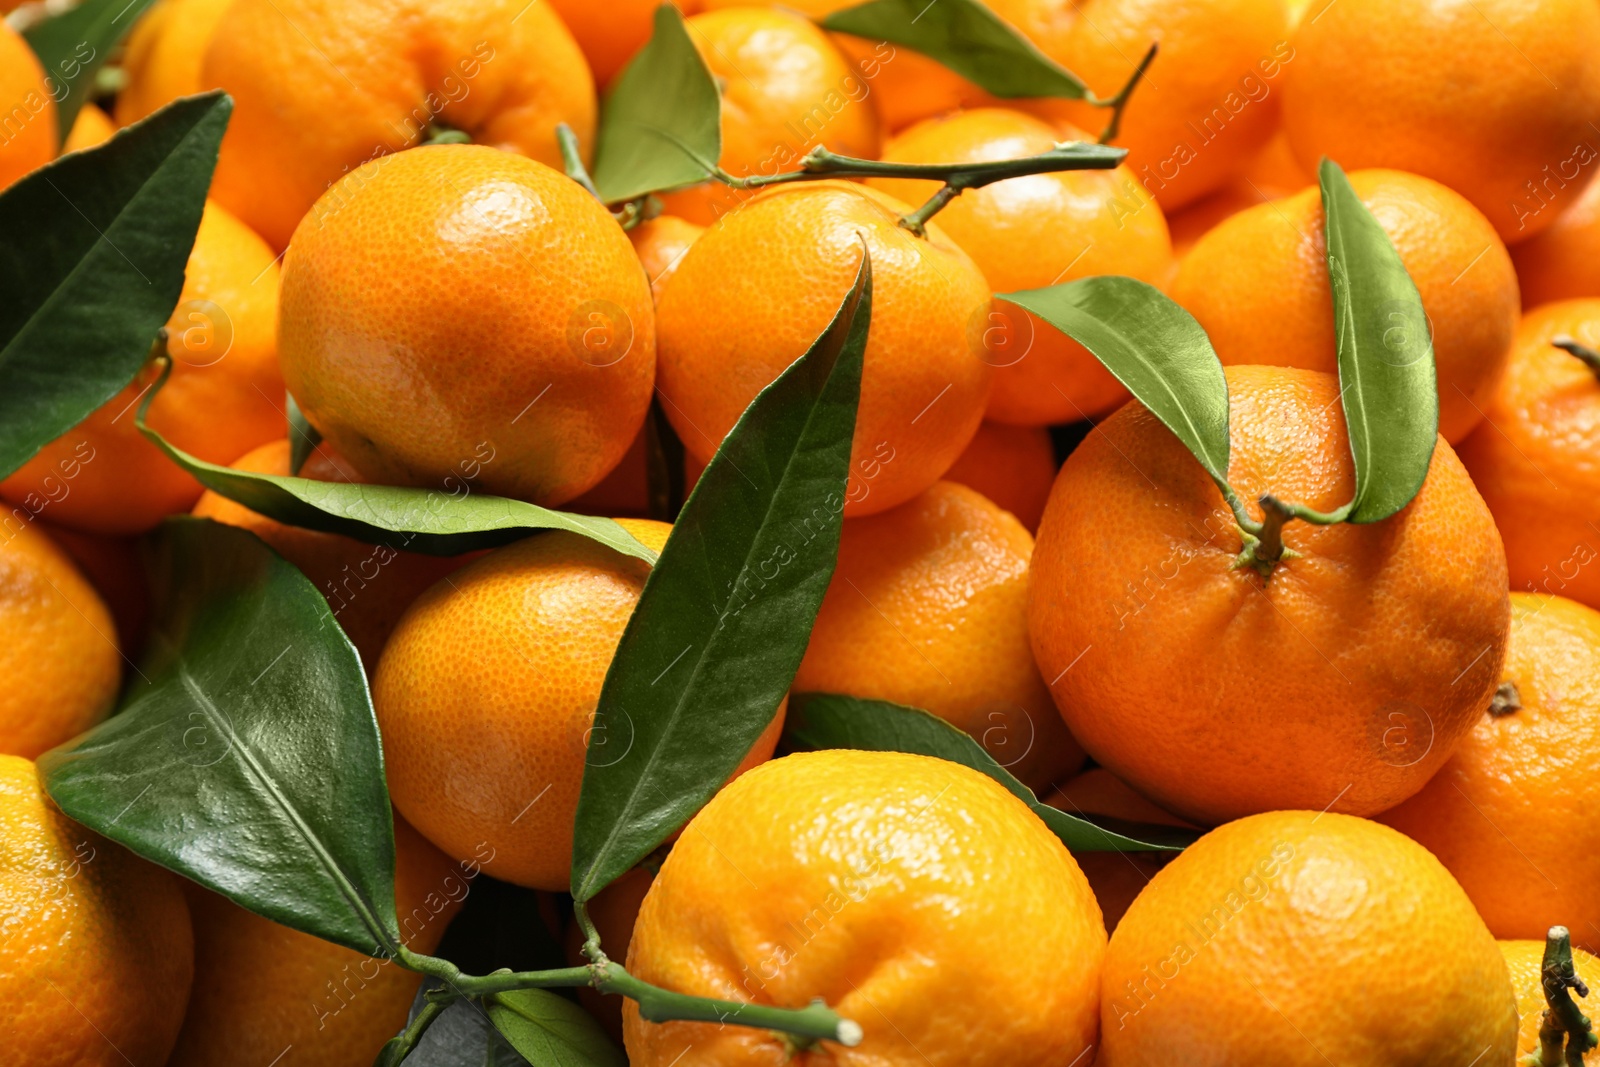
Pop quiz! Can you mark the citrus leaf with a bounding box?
[1319,158,1438,523]
[1004,276,1231,489]
[591,4,721,205]
[0,92,227,481]
[569,254,872,901]
[286,391,321,477]
[822,0,1087,100]
[487,989,627,1067]
[402,980,531,1066]
[135,372,657,564]
[38,517,402,955]
[787,693,1194,853]
[23,0,161,143]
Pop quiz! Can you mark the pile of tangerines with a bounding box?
[2,0,1600,1063]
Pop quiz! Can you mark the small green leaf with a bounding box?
[787,693,1194,853]
[823,0,1087,100]
[23,0,161,142]
[1319,158,1438,524]
[591,5,721,204]
[487,989,627,1067]
[569,255,872,901]
[402,981,531,1066]
[0,93,228,481]
[1004,276,1232,489]
[286,391,321,477]
[135,371,656,564]
[39,518,401,955]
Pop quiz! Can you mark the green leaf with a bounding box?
[787,693,1194,853]
[286,391,321,477]
[487,990,627,1067]
[135,367,657,564]
[24,0,161,142]
[1004,276,1232,489]
[823,0,1087,100]
[569,254,872,901]
[403,981,531,1066]
[591,5,721,204]
[1319,158,1438,524]
[0,92,228,481]
[38,517,402,955]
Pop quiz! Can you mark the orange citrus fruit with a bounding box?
[655,181,992,517]
[941,420,1056,531]
[1172,168,1519,443]
[549,0,701,88]
[61,104,114,154]
[697,0,993,132]
[114,0,234,125]
[1282,0,1600,243]
[1456,300,1600,610]
[868,108,1173,425]
[656,8,881,225]
[1383,593,1600,952]
[39,522,149,659]
[279,145,655,508]
[192,439,465,672]
[202,0,596,248]
[1165,130,1313,257]
[627,215,703,304]
[0,521,120,758]
[167,816,464,1066]
[623,748,1106,1065]
[1004,0,1292,211]
[0,754,194,1066]
[0,22,57,190]
[1100,810,1517,1064]
[1501,938,1600,1060]
[794,480,1085,791]
[1045,767,1193,933]
[374,522,785,890]
[1029,365,1510,825]
[1511,175,1600,309]
[1,199,284,535]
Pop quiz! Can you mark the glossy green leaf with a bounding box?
[569,255,872,901]
[39,518,401,955]
[0,93,227,481]
[403,981,531,1066]
[135,369,656,564]
[24,0,161,142]
[823,0,1087,100]
[1319,158,1438,523]
[787,693,1194,852]
[591,5,721,204]
[286,391,321,476]
[488,990,627,1067]
[1005,276,1231,488]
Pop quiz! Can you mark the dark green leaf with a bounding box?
[39,517,401,954]
[488,989,627,1067]
[286,391,321,476]
[569,255,872,901]
[135,369,657,564]
[24,0,161,142]
[1319,158,1438,523]
[1004,276,1232,488]
[0,93,228,481]
[823,0,1087,100]
[787,693,1194,852]
[403,981,531,1067]
[591,5,721,204]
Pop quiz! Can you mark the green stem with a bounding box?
[556,122,603,203]
[711,141,1125,236]
[374,994,449,1067]
[1232,494,1351,577]
[1086,42,1159,145]
[1523,926,1597,1067]
[422,123,471,146]
[1552,336,1600,382]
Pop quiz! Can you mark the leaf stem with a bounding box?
[422,123,471,147]
[1232,494,1351,577]
[556,122,603,203]
[1552,335,1600,382]
[374,994,450,1067]
[710,141,1125,236]
[1523,926,1597,1067]
[1085,42,1158,145]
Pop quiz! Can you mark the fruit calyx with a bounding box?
[1489,681,1522,717]
[1552,336,1600,383]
